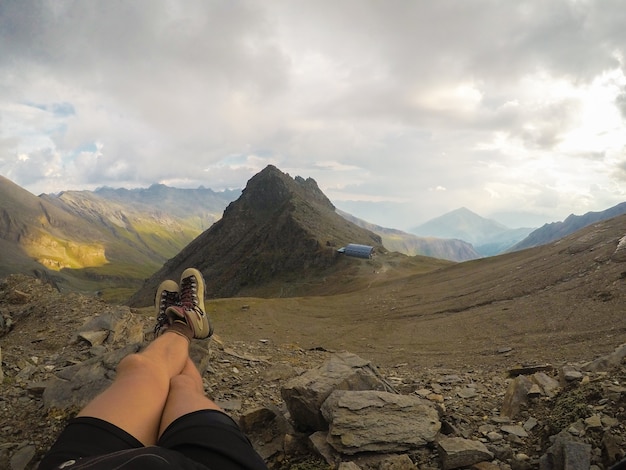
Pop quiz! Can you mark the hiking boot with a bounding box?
[154,280,180,336]
[165,268,213,339]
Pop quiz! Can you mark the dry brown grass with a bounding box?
[208,215,626,370]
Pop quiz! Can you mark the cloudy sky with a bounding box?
[1,0,626,230]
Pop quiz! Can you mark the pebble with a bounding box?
[457,387,478,399]
[523,417,538,431]
[500,425,528,438]
[584,414,602,429]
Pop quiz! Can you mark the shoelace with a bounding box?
[154,291,179,335]
[180,277,198,309]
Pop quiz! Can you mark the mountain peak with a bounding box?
[231,165,334,219]
[411,207,509,245]
[128,166,381,305]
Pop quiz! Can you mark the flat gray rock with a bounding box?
[321,390,440,455]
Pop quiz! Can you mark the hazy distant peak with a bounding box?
[411,207,511,246]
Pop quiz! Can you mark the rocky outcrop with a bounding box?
[321,390,441,454]
[3,274,626,469]
[281,352,391,431]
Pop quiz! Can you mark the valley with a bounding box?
[211,215,626,369]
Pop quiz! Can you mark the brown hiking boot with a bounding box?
[165,268,213,339]
[154,280,180,336]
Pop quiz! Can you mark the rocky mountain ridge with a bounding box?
[128,165,385,306]
[510,202,626,252]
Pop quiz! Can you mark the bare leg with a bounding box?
[77,332,189,446]
[158,356,223,437]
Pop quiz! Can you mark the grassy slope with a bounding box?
[204,215,626,370]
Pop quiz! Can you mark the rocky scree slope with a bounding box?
[129,165,383,306]
[2,274,626,469]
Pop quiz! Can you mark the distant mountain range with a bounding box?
[409,207,535,256]
[509,202,626,251]
[337,210,480,261]
[2,169,626,302]
[0,174,236,300]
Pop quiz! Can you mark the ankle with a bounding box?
[164,321,193,342]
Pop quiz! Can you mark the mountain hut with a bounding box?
[338,243,375,259]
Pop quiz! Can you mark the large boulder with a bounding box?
[42,344,141,410]
[281,352,389,431]
[436,437,494,470]
[320,390,441,455]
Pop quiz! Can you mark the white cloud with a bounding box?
[1,0,626,228]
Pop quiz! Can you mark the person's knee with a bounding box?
[170,373,204,395]
[117,353,164,380]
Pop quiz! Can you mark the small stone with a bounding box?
[338,462,361,470]
[584,414,602,429]
[438,374,463,384]
[568,420,585,436]
[560,365,583,382]
[378,454,417,469]
[523,417,538,432]
[486,431,503,442]
[215,398,242,411]
[437,437,494,470]
[501,375,532,419]
[601,415,619,428]
[501,425,528,438]
[26,382,47,396]
[539,434,591,469]
[531,372,560,397]
[457,387,478,399]
[490,416,511,424]
[427,393,445,403]
[471,462,501,470]
[478,424,496,435]
[77,330,109,347]
[89,345,107,357]
[508,364,553,377]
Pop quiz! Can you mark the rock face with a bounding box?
[128,165,383,305]
[281,352,390,431]
[321,390,441,454]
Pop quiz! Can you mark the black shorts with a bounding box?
[38,410,268,470]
